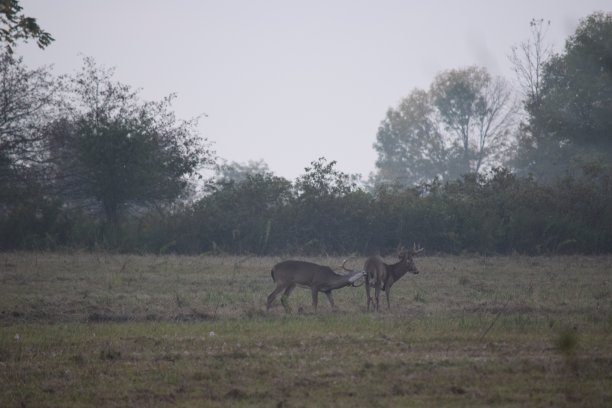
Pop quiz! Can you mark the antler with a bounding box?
[411,242,424,255]
[341,257,355,272]
[342,257,366,286]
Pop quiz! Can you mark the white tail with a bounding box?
[267,259,365,313]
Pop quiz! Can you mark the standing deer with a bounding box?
[266,259,365,313]
[364,244,424,311]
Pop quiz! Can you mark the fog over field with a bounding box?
[2,3,612,406]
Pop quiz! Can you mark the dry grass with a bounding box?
[1,252,611,407]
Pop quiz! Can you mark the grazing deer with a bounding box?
[364,244,424,311]
[266,259,365,313]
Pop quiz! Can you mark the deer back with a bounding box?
[272,260,337,286]
[364,256,387,283]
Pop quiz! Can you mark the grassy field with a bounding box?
[0,252,611,407]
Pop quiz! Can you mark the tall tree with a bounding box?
[431,66,516,178]
[295,157,358,199]
[509,19,555,178]
[0,53,61,206]
[0,0,53,53]
[516,12,612,181]
[47,58,213,223]
[373,66,516,186]
[194,172,293,254]
[292,158,363,253]
[373,89,447,186]
[509,18,552,106]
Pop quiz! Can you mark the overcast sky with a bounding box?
[18,1,611,181]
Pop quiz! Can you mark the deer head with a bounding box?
[397,243,424,275]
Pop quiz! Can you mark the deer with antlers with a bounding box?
[364,244,424,311]
[266,259,365,313]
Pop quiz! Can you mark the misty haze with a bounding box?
[1,1,611,406]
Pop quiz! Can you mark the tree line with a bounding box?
[2,157,611,255]
[1,7,611,255]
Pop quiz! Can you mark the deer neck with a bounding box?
[388,260,408,281]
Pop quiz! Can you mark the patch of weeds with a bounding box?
[391,383,408,396]
[450,385,467,395]
[511,313,533,331]
[225,388,248,400]
[244,306,267,319]
[70,353,86,366]
[555,327,578,357]
[527,280,534,295]
[592,289,609,301]
[280,295,291,314]
[156,352,182,362]
[100,346,122,361]
[192,371,213,381]
[0,346,9,362]
[88,312,129,323]
[222,349,249,359]
[414,291,426,303]
[174,310,213,321]
[457,314,469,329]
[555,326,580,374]
[107,269,123,290]
[175,292,189,308]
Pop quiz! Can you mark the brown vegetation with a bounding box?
[0,252,611,406]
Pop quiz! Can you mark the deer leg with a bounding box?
[385,286,391,310]
[311,288,319,312]
[324,291,336,309]
[374,283,381,312]
[267,285,285,311]
[365,277,373,312]
[280,284,295,313]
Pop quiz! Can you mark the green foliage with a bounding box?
[295,157,358,198]
[215,159,272,183]
[3,162,611,254]
[190,172,293,254]
[431,67,515,177]
[516,12,612,181]
[544,12,612,150]
[290,158,366,254]
[46,58,212,223]
[200,164,608,255]
[373,89,446,186]
[0,53,61,208]
[0,0,54,53]
[373,66,516,186]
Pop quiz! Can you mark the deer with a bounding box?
[266,259,365,313]
[364,244,424,312]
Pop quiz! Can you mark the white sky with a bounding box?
[18,1,611,181]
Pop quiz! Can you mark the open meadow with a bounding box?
[1,252,611,407]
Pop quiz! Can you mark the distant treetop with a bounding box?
[0,0,54,53]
